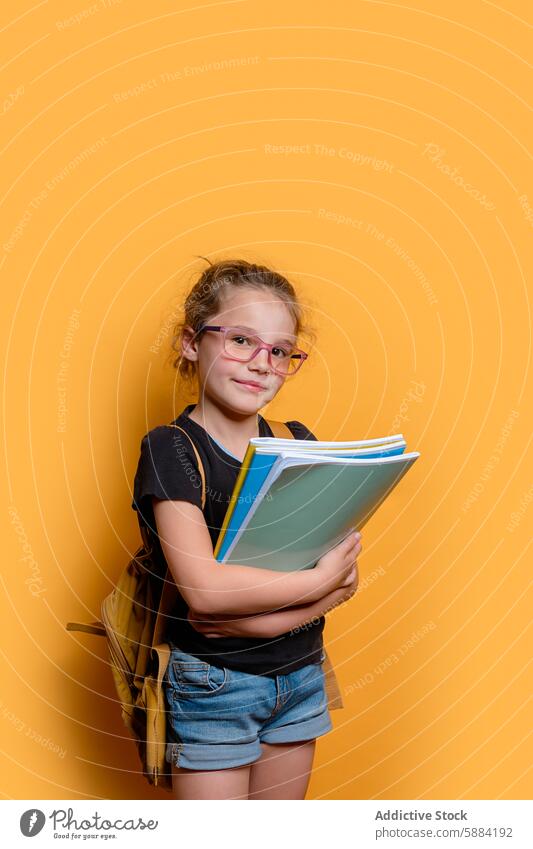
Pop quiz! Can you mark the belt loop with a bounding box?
[274,676,283,713]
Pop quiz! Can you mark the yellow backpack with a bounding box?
[65,420,343,792]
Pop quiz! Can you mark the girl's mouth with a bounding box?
[232,379,266,393]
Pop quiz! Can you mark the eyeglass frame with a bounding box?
[194,325,308,376]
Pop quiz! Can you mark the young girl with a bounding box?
[132,258,361,799]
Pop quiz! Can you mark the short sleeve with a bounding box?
[131,426,203,531]
[285,420,318,441]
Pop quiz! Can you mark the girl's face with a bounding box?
[182,288,298,415]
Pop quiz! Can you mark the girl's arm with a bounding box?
[153,498,361,616]
[187,565,359,638]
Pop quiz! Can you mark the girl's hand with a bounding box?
[315,531,362,591]
[340,561,359,592]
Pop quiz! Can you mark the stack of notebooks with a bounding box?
[214,432,420,571]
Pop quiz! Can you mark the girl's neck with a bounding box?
[187,397,261,452]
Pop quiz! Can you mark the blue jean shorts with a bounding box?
[164,646,333,771]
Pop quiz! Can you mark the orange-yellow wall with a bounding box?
[1,0,531,800]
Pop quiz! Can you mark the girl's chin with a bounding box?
[228,383,269,408]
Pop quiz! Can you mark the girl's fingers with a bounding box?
[345,544,361,564]
[341,531,360,548]
[343,558,358,578]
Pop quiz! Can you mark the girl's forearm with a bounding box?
[249,584,355,636]
[192,560,332,616]
[188,583,356,639]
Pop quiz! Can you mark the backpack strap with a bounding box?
[166,424,206,510]
[264,419,293,440]
[66,619,105,636]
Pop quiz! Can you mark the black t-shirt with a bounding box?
[131,403,325,676]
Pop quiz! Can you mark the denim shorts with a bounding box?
[164,646,333,771]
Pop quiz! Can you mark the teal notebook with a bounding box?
[216,444,420,571]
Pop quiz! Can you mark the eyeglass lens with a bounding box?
[224,329,300,375]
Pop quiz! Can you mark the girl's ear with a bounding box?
[181,325,200,362]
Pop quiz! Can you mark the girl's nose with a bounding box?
[250,347,271,369]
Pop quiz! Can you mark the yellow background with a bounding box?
[1,0,531,800]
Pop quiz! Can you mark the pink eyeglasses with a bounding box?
[196,325,308,376]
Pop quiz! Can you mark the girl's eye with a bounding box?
[229,333,292,357]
